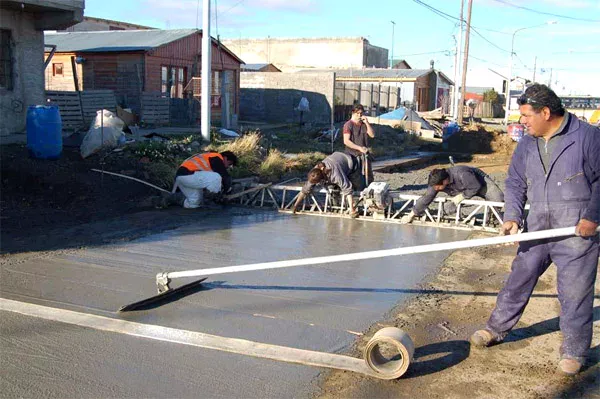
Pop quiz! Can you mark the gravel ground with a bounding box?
[374,155,509,196]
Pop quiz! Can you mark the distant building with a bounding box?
[391,59,412,69]
[0,0,84,137]
[221,37,388,70]
[302,66,454,112]
[60,16,156,32]
[241,63,281,72]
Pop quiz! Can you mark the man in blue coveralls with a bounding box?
[469,84,600,375]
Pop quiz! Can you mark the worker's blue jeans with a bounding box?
[486,227,599,361]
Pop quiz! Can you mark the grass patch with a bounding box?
[259,149,287,181]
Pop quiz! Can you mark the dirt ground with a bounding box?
[2,127,599,398]
[316,236,600,399]
[0,144,169,254]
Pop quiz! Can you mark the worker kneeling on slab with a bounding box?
[292,152,363,217]
[174,151,238,209]
[401,166,504,224]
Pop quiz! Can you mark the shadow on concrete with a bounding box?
[203,282,600,300]
[0,206,276,255]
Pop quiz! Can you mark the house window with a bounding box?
[161,65,186,98]
[161,66,168,93]
[170,68,176,97]
[211,71,221,95]
[0,29,13,90]
[52,63,64,76]
[177,67,184,99]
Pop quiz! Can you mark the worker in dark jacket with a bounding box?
[292,152,362,217]
[174,151,237,208]
[401,166,504,223]
[469,84,600,376]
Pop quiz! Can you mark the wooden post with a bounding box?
[70,56,85,126]
[457,0,473,125]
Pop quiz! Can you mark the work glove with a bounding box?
[401,211,415,224]
[450,193,465,206]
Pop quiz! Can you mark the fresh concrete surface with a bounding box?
[1,210,468,398]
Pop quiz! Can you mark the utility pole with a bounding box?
[532,56,537,82]
[548,68,553,88]
[452,0,464,119]
[390,21,396,68]
[457,0,472,125]
[201,0,211,141]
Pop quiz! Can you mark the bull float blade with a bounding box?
[118,278,207,312]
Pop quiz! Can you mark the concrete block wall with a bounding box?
[240,72,335,126]
[0,10,45,136]
[223,37,388,70]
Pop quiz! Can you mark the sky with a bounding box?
[84,0,600,96]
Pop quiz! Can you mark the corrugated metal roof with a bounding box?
[297,67,454,85]
[44,29,199,52]
[242,63,270,71]
[297,68,432,80]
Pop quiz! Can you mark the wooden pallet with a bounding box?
[45,90,118,131]
[141,92,170,125]
[81,90,117,124]
[46,90,84,131]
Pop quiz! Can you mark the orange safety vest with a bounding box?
[180,152,223,173]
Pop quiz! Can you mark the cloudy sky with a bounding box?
[85,0,600,96]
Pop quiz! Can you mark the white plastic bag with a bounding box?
[297,97,310,112]
[80,109,125,158]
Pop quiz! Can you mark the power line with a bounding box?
[411,0,509,53]
[551,50,600,54]
[491,0,600,23]
[397,50,450,56]
[470,26,510,53]
[469,54,505,68]
[513,53,533,71]
[220,0,246,16]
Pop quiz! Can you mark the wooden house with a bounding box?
[44,29,244,127]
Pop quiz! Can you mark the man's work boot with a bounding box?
[558,358,582,376]
[470,329,502,348]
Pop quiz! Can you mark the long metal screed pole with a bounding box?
[161,226,599,282]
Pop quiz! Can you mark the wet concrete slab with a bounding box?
[1,209,469,397]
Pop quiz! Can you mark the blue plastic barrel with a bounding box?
[507,123,525,142]
[26,105,63,159]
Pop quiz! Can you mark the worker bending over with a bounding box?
[292,152,363,217]
[401,166,504,223]
[174,151,238,208]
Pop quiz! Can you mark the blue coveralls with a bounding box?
[486,114,600,361]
